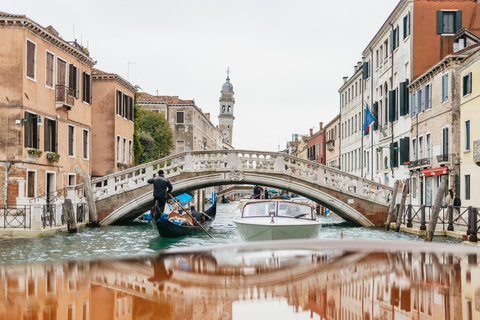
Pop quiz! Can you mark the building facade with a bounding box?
[307,123,326,165]
[0,12,95,207]
[325,115,340,170]
[91,68,136,177]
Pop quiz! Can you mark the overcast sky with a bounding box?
[5,0,400,152]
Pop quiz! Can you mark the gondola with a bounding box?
[154,203,216,238]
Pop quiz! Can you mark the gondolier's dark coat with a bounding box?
[147,176,173,199]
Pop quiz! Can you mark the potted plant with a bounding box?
[27,149,43,158]
[46,152,60,162]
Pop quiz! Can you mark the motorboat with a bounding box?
[233,199,321,241]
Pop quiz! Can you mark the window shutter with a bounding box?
[399,82,406,116]
[388,90,396,122]
[468,72,472,94]
[75,67,79,98]
[390,142,398,168]
[463,75,468,96]
[411,92,416,117]
[400,137,410,165]
[373,102,378,130]
[36,118,40,149]
[54,120,58,153]
[390,31,394,52]
[437,11,443,34]
[362,62,369,79]
[89,74,92,104]
[455,11,462,33]
[82,71,86,102]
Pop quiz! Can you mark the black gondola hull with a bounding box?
[154,203,216,238]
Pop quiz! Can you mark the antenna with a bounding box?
[226,67,230,80]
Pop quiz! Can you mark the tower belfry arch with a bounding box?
[218,68,235,145]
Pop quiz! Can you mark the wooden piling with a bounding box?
[385,180,399,231]
[425,182,445,242]
[395,178,409,232]
[82,172,99,227]
[64,199,77,233]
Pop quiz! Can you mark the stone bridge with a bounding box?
[88,150,393,227]
[216,185,254,201]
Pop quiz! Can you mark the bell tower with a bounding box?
[218,68,235,145]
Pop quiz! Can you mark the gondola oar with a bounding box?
[169,194,213,238]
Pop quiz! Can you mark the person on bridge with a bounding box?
[148,170,173,219]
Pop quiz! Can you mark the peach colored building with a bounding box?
[0,12,95,208]
[91,68,136,177]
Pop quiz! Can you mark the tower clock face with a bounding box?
[223,130,230,138]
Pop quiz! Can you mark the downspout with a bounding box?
[4,107,8,210]
[361,59,365,178]
[339,87,342,170]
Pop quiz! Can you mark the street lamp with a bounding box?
[15,114,42,126]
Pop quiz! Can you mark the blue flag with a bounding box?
[362,105,375,136]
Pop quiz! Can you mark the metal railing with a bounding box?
[3,206,31,229]
[55,85,75,107]
[436,153,449,162]
[77,203,86,223]
[42,204,57,228]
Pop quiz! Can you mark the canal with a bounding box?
[0,201,462,264]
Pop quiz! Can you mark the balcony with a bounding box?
[326,140,335,151]
[437,153,449,163]
[408,157,431,169]
[55,85,74,110]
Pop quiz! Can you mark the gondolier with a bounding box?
[148,170,173,219]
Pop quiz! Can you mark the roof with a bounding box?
[138,92,194,104]
[92,68,137,93]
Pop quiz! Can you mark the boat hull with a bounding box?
[233,218,321,241]
[155,203,216,238]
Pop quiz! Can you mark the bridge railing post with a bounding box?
[107,176,116,195]
[356,179,364,196]
[274,154,285,172]
[184,152,193,171]
[227,152,239,169]
[145,164,153,181]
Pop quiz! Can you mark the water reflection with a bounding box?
[1,240,479,320]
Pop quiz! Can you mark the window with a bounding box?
[440,73,449,102]
[68,63,79,98]
[44,118,57,152]
[68,304,74,320]
[437,11,462,34]
[46,51,54,87]
[24,112,40,149]
[176,140,185,153]
[176,111,184,124]
[27,171,36,198]
[129,140,133,164]
[384,39,388,59]
[68,174,76,186]
[117,136,121,162]
[123,137,127,163]
[403,12,411,39]
[116,90,122,116]
[68,125,75,157]
[82,72,91,104]
[26,39,36,80]
[463,72,472,96]
[412,139,417,161]
[376,50,379,68]
[82,302,89,320]
[465,175,470,200]
[83,129,89,159]
[391,26,399,51]
[465,120,471,151]
[419,137,423,159]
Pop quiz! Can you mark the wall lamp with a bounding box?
[15,114,42,126]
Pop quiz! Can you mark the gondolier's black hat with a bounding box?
[158,170,164,175]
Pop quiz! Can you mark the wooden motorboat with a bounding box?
[154,203,216,238]
[233,199,321,241]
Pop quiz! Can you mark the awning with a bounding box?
[421,167,449,177]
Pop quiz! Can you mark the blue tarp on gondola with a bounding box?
[174,193,193,203]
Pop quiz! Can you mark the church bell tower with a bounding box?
[218,68,235,145]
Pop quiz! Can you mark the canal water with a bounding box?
[0,201,462,264]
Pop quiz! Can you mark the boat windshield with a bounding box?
[278,202,313,219]
[242,202,276,217]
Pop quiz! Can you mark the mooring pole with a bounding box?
[64,199,77,233]
[425,182,445,242]
[385,180,399,231]
[82,172,99,227]
[469,207,478,243]
[396,178,409,232]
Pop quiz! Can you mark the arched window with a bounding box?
[227,106,231,113]
[222,105,225,113]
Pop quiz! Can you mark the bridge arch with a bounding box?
[94,150,392,227]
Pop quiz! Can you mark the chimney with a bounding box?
[343,77,348,84]
[357,61,362,69]
[354,65,358,72]
[319,122,323,130]
[205,113,210,120]
[172,96,179,104]
[310,128,313,136]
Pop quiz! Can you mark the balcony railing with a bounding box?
[408,157,431,168]
[326,140,335,151]
[55,85,75,109]
[437,153,449,162]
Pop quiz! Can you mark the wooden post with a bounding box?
[447,205,454,231]
[406,204,413,228]
[425,182,445,242]
[385,180,400,231]
[420,205,426,230]
[64,199,77,233]
[396,178,409,232]
[82,172,99,227]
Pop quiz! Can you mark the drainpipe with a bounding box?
[4,107,8,210]
[390,22,395,180]
[361,59,364,178]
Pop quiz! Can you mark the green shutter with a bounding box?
[455,11,462,33]
[362,62,369,79]
[437,11,443,34]
[373,102,378,130]
[399,81,410,116]
[388,90,396,122]
[400,137,410,165]
[463,75,468,96]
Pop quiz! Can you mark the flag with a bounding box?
[362,105,376,136]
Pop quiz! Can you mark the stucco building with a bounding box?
[325,115,340,170]
[91,68,136,177]
[307,123,326,165]
[0,12,95,207]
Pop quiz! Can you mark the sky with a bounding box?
[4,0,401,152]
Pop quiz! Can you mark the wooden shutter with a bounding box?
[54,120,58,153]
[75,67,79,98]
[437,11,443,34]
[362,61,369,79]
[400,137,410,165]
[390,142,398,168]
[26,41,35,79]
[373,102,378,130]
[411,92,416,117]
[82,71,86,102]
[455,11,462,33]
[46,52,54,87]
[44,119,50,152]
[57,58,66,86]
[388,90,396,122]
[36,117,40,149]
